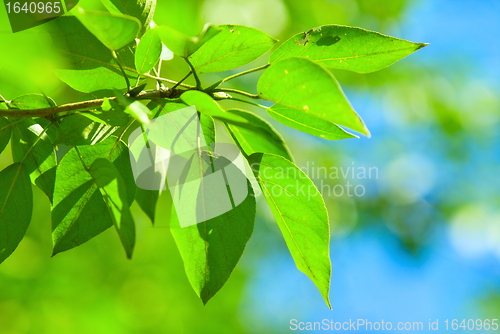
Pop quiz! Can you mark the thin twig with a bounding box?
[185,58,202,89]
[216,88,260,99]
[171,71,192,90]
[226,97,268,110]
[112,51,131,92]
[219,64,270,85]
[151,66,165,89]
[142,72,193,88]
[0,89,172,118]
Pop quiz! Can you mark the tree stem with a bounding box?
[185,58,202,89]
[0,89,173,118]
[112,51,131,92]
[219,64,270,85]
[171,71,192,90]
[216,88,260,99]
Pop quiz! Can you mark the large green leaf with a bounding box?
[267,106,357,141]
[226,109,292,161]
[88,158,135,259]
[157,24,221,58]
[0,117,11,155]
[47,17,138,92]
[51,138,136,255]
[165,119,255,304]
[257,57,369,136]
[269,25,427,74]
[171,175,256,304]
[75,8,141,51]
[188,25,277,74]
[11,119,57,183]
[10,94,56,109]
[180,91,249,124]
[135,27,162,74]
[102,0,156,36]
[0,163,33,264]
[249,153,331,308]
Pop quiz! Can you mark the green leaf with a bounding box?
[101,0,156,36]
[269,25,428,74]
[47,17,138,92]
[51,137,136,255]
[157,24,221,58]
[180,91,249,124]
[200,114,215,150]
[257,57,369,136]
[266,105,358,141]
[189,25,277,74]
[11,119,57,183]
[128,83,147,97]
[135,28,162,74]
[0,163,33,264]
[156,25,191,57]
[249,153,331,308]
[171,175,256,304]
[225,109,293,161]
[147,100,189,117]
[75,8,141,51]
[35,166,57,204]
[0,117,11,155]
[55,115,119,146]
[135,188,158,224]
[11,94,56,109]
[88,158,135,259]
[125,101,151,124]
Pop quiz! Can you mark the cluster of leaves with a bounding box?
[0,0,426,307]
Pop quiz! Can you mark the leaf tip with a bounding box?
[417,43,430,50]
[201,295,211,306]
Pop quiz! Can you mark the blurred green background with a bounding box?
[1,0,500,333]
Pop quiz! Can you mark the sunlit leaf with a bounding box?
[249,153,331,308]
[11,119,57,183]
[189,25,277,74]
[180,91,249,124]
[47,17,138,92]
[257,57,369,136]
[75,8,141,51]
[102,0,156,36]
[0,163,33,264]
[267,105,358,141]
[157,24,221,58]
[200,114,215,150]
[125,101,151,124]
[11,94,55,109]
[135,27,162,74]
[226,109,292,161]
[270,25,428,73]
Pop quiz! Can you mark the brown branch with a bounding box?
[0,88,185,118]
